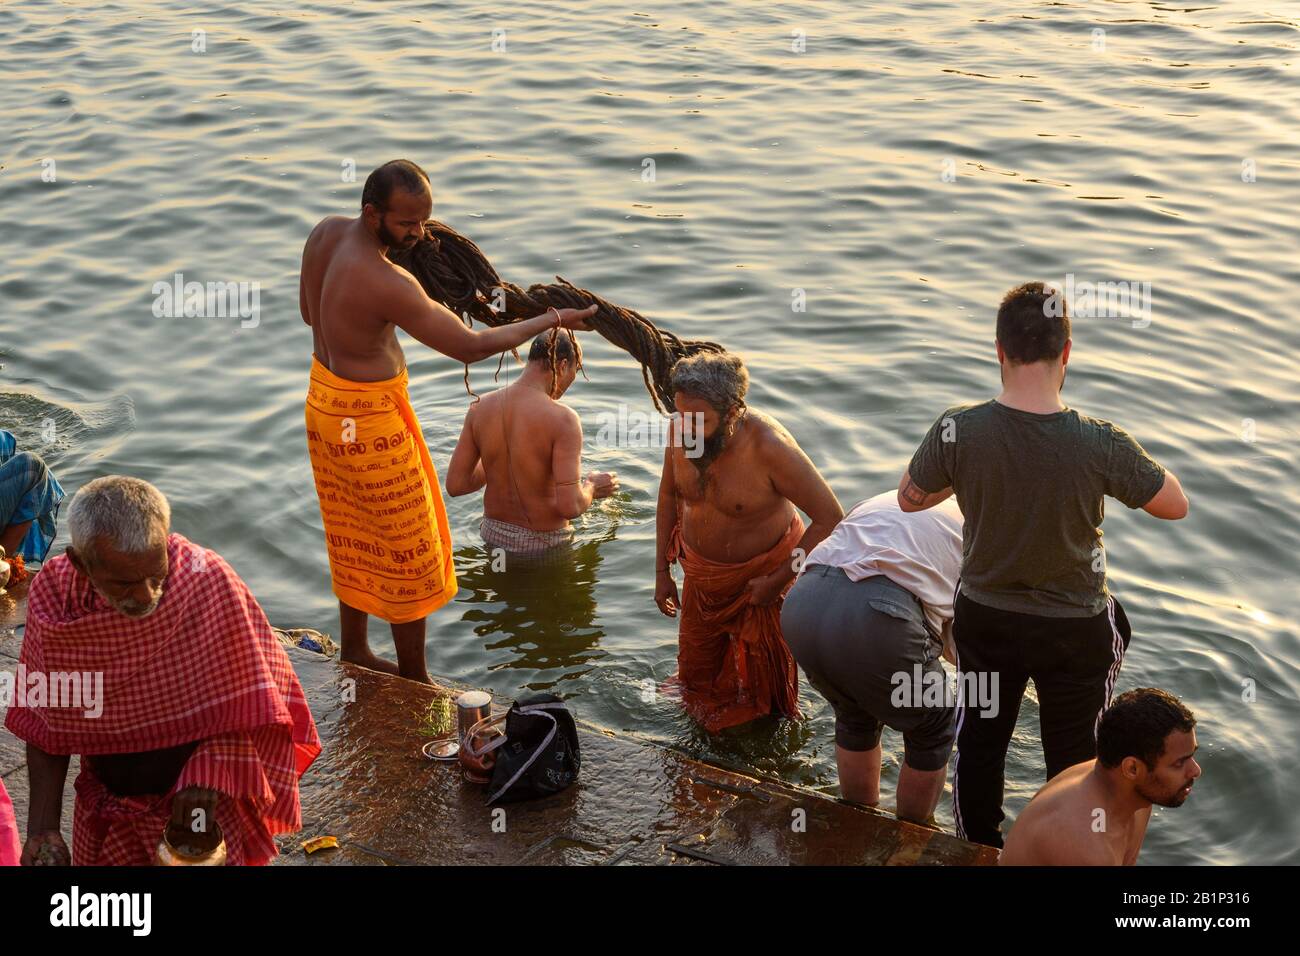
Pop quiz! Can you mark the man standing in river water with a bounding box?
[897,281,1189,848]
[445,331,619,555]
[655,353,844,732]
[1000,688,1200,865]
[300,159,597,682]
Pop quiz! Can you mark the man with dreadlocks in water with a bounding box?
[446,331,619,554]
[300,158,598,682]
[655,353,844,732]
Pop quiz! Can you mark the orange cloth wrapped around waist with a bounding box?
[305,356,457,623]
[668,513,804,732]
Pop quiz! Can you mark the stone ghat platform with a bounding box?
[1,584,996,866]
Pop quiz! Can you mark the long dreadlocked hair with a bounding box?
[388,219,727,413]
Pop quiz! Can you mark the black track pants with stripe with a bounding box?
[950,590,1132,849]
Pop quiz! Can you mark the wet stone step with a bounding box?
[1,582,994,867]
[276,646,997,867]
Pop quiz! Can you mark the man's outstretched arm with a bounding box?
[389,273,596,365]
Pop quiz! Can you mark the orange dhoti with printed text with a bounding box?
[305,356,458,623]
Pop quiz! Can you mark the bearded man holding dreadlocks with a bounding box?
[299,158,598,683]
[446,330,619,554]
[654,352,843,732]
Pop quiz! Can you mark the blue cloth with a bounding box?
[0,430,66,561]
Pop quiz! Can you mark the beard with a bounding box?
[378,220,418,251]
[1141,779,1193,808]
[103,588,164,619]
[690,422,736,484]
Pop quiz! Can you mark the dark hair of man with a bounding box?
[526,328,584,396]
[996,281,1071,364]
[528,331,578,366]
[360,159,431,211]
[1097,688,1196,770]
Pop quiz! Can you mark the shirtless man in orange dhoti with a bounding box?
[655,353,844,732]
[300,159,597,682]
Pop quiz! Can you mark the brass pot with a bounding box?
[459,713,507,784]
[156,820,227,866]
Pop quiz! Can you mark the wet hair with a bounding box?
[526,328,584,397]
[360,159,431,211]
[670,352,749,415]
[68,475,171,558]
[528,331,579,365]
[996,281,1071,364]
[1097,688,1196,770]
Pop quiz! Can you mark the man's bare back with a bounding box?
[463,384,581,531]
[301,216,416,382]
[1000,761,1151,866]
[446,347,616,530]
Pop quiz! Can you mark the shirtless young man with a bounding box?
[655,352,843,732]
[1000,688,1200,865]
[300,159,597,681]
[446,331,618,554]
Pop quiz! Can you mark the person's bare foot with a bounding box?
[339,649,401,676]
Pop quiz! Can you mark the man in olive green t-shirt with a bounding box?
[897,281,1188,849]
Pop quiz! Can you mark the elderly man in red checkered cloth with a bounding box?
[4,476,320,866]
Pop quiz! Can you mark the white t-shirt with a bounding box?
[803,491,964,637]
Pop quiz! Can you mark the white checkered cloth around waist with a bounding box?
[479,517,574,556]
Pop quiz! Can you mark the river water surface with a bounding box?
[2,0,1298,864]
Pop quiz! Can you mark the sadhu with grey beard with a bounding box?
[656,354,843,732]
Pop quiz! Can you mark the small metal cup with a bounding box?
[456,691,492,745]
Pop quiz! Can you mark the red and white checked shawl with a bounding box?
[4,533,320,865]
